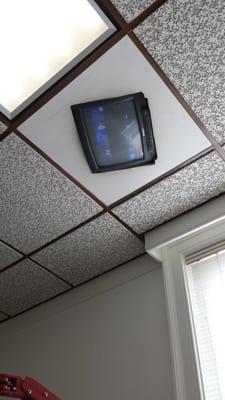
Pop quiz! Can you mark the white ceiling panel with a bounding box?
[20,36,210,205]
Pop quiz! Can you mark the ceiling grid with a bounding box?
[0,121,7,134]
[1,0,225,322]
[134,0,225,143]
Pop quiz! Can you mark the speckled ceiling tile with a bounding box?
[0,259,69,315]
[0,312,7,321]
[110,0,155,22]
[0,121,7,134]
[0,134,102,253]
[113,150,225,233]
[0,241,22,271]
[134,0,225,141]
[32,213,144,285]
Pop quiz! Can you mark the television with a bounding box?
[71,92,157,173]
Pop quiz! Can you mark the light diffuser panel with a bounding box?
[0,0,115,119]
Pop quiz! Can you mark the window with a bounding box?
[187,250,225,400]
[146,197,225,400]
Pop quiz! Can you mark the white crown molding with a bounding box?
[145,193,225,262]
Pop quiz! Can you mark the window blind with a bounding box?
[187,250,225,400]
[185,239,225,265]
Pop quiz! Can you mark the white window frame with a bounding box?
[145,194,225,400]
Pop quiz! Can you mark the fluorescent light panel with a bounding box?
[0,0,114,119]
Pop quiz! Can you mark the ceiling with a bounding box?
[1,0,225,323]
[0,0,114,119]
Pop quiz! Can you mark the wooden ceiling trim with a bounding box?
[0,252,146,324]
[128,31,225,161]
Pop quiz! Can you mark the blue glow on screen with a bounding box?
[83,100,144,167]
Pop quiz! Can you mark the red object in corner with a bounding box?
[0,374,60,400]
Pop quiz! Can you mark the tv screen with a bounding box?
[83,100,144,167]
[71,93,157,173]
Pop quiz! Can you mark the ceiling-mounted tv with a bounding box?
[71,92,157,173]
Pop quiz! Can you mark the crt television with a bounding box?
[71,92,157,173]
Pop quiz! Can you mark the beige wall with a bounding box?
[0,254,174,400]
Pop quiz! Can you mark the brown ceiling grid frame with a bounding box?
[0,114,11,140]
[0,252,146,323]
[0,127,144,251]
[100,0,225,161]
[0,112,11,128]
[0,126,144,322]
[128,31,225,161]
[0,246,74,288]
[108,144,219,210]
[0,0,168,128]
[1,0,223,158]
[4,32,126,128]
[0,138,221,322]
[7,128,144,241]
[1,0,225,322]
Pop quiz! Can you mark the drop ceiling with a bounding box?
[0,0,225,323]
[0,0,114,119]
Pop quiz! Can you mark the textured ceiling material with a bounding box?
[0,121,7,134]
[1,1,225,322]
[111,0,155,22]
[134,0,225,142]
[0,259,69,316]
[0,242,22,271]
[32,213,144,285]
[0,134,102,253]
[19,36,210,205]
[0,312,7,321]
[113,150,225,234]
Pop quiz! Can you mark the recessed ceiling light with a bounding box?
[0,0,115,119]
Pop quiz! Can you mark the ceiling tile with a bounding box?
[0,121,7,134]
[20,37,209,204]
[32,213,144,285]
[0,312,7,321]
[113,150,225,233]
[0,242,22,271]
[0,0,114,119]
[134,0,225,142]
[0,259,69,315]
[110,0,154,22]
[0,134,102,253]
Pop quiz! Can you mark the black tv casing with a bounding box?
[71,92,157,173]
